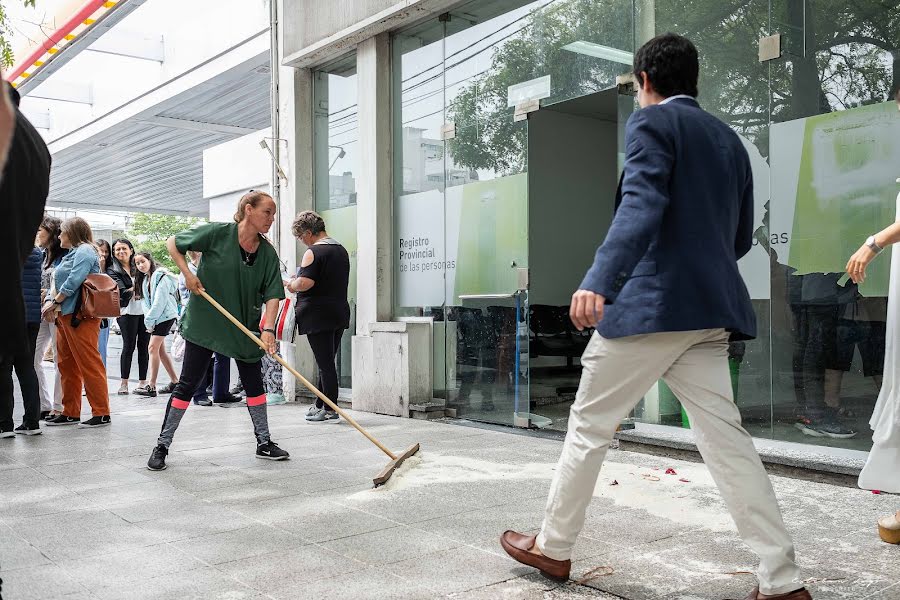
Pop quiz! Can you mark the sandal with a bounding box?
[158,382,177,394]
[132,385,157,398]
[117,382,129,395]
[878,511,900,544]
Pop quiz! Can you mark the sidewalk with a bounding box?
[1,379,898,599]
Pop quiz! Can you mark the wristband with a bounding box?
[263,328,276,335]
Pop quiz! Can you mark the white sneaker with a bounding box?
[267,393,286,405]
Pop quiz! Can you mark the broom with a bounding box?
[173,275,419,487]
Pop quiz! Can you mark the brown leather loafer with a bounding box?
[500,530,570,580]
[733,587,812,600]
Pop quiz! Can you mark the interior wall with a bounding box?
[527,110,618,306]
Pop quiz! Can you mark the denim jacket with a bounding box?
[53,244,100,316]
[142,269,178,330]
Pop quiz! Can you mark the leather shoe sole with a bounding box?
[500,530,570,581]
[733,587,812,600]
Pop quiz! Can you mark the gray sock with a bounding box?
[247,396,270,445]
[157,397,190,448]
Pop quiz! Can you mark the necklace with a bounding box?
[240,246,258,266]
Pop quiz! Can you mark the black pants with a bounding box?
[0,322,41,429]
[173,341,263,401]
[791,304,837,421]
[118,314,150,380]
[307,329,344,409]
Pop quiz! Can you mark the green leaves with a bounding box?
[126,213,205,272]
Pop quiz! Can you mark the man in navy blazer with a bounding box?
[501,34,810,600]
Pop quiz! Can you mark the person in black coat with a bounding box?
[0,82,51,436]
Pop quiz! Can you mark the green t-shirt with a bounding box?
[175,222,285,362]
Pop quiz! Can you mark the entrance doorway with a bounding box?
[524,87,633,431]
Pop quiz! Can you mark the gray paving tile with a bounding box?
[216,543,367,593]
[56,543,206,588]
[170,523,307,564]
[268,566,437,600]
[385,544,524,595]
[92,566,260,600]
[271,503,399,543]
[0,563,87,599]
[125,505,259,543]
[73,480,193,508]
[271,467,376,494]
[12,508,167,561]
[139,461,266,492]
[0,526,53,571]
[319,525,461,566]
[36,460,155,491]
[190,480,304,504]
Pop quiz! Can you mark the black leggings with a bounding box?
[118,314,150,380]
[173,340,263,401]
[307,329,343,409]
[0,323,41,429]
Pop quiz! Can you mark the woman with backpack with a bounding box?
[42,217,110,428]
[132,251,179,398]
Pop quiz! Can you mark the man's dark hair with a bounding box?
[633,33,699,98]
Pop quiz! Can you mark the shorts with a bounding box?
[826,319,886,377]
[150,318,176,337]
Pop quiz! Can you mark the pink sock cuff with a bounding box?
[246,394,267,407]
[171,398,190,410]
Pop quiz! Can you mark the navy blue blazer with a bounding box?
[580,97,756,341]
[22,247,43,324]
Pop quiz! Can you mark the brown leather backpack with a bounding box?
[78,273,121,319]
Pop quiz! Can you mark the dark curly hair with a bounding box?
[633,33,699,99]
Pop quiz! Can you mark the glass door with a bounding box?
[440,5,533,427]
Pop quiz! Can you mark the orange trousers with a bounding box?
[56,316,110,417]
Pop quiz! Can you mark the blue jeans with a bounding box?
[98,321,110,369]
[192,352,230,402]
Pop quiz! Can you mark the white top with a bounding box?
[659,94,695,105]
[123,296,144,316]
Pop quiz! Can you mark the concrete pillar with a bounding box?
[635,0,656,46]
[276,0,317,399]
[355,33,393,333]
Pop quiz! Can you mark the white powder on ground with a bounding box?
[346,452,737,533]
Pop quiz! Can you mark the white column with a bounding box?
[356,33,393,333]
[276,0,317,399]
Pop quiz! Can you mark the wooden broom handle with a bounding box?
[171,271,397,460]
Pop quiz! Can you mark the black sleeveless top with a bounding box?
[295,239,351,335]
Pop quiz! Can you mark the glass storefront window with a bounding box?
[388,0,900,452]
[313,54,359,388]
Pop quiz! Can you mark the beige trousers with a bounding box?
[536,329,802,595]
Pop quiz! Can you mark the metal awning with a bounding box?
[46,31,271,216]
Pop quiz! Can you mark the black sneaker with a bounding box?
[40,411,51,420]
[15,424,42,436]
[193,398,213,406]
[229,382,245,397]
[147,444,168,471]
[46,415,80,426]
[133,385,157,397]
[0,429,14,439]
[256,441,290,461]
[79,415,111,428]
[795,418,857,439]
[214,393,245,406]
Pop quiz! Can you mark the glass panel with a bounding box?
[627,0,774,436]
[313,55,359,388]
[392,22,449,399]
[440,4,535,427]
[768,0,900,450]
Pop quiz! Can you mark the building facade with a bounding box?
[274,0,900,458]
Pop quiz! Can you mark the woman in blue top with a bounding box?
[132,251,179,398]
[42,217,110,428]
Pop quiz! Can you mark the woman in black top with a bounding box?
[109,238,150,395]
[287,211,350,422]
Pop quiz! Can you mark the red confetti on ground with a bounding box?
[665,468,678,475]
[679,478,690,483]
[610,480,619,486]
[873,490,882,494]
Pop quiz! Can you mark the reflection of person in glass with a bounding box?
[844,90,900,542]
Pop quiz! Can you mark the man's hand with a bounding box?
[846,245,877,284]
[184,272,205,294]
[260,330,277,355]
[569,289,605,331]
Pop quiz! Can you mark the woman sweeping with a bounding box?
[147,191,289,470]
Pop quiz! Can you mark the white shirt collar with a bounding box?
[659,94,695,105]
